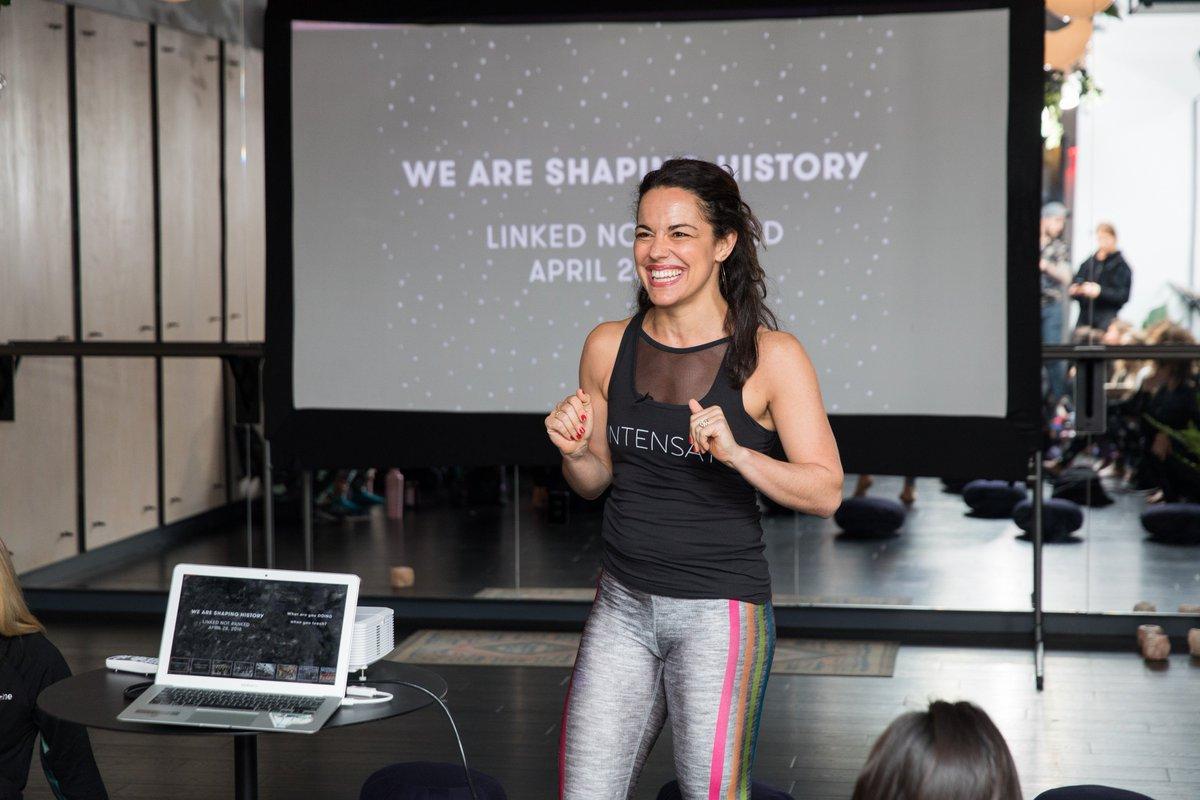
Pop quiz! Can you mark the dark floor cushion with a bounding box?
[657,780,793,800]
[1051,466,1113,507]
[962,480,1028,518]
[833,496,906,537]
[1012,498,1084,540]
[360,762,507,800]
[1141,503,1200,544]
[1034,786,1154,800]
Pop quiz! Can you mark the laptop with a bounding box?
[118,563,360,734]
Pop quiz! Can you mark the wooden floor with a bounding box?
[21,621,1200,800]
[27,475,1200,615]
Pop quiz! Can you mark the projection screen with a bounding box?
[265,1,1043,476]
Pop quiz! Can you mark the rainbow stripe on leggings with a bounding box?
[708,600,774,800]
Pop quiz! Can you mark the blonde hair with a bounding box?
[0,539,44,637]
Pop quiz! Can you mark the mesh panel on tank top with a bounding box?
[633,333,730,405]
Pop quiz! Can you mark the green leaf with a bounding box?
[1144,304,1169,328]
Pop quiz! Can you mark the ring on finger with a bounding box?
[698,418,711,427]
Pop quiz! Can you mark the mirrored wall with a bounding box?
[8,2,1200,629]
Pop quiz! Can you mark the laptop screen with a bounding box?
[165,574,350,686]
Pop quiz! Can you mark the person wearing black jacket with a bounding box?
[0,541,107,800]
[1070,221,1132,336]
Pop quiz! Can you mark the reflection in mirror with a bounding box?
[1046,8,1200,614]
[1043,352,1200,614]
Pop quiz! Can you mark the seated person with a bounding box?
[852,699,1021,800]
[0,539,108,800]
[1129,323,1200,503]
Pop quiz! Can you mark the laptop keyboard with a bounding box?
[151,687,324,714]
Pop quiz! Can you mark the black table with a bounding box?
[37,661,448,800]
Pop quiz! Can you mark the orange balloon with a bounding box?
[1047,0,1113,17]
[1044,18,1093,73]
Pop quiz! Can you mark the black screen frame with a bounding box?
[264,0,1043,479]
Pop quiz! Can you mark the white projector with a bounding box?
[349,606,395,672]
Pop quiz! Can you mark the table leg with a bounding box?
[234,735,258,800]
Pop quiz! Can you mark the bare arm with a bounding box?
[559,322,619,500]
[727,332,844,517]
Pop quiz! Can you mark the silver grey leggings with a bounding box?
[558,571,775,800]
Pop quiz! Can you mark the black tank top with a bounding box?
[601,308,780,604]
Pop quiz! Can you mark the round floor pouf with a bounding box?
[360,762,508,800]
[657,780,794,800]
[1012,498,1084,541]
[962,479,1027,518]
[833,496,906,538]
[1141,503,1200,544]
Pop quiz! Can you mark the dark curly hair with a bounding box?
[635,158,778,388]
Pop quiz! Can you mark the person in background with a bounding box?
[852,474,917,506]
[1070,222,1131,341]
[851,699,1022,800]
[1040,202,1072,408]
[1130,323,1200,504]
[0,539,108,800]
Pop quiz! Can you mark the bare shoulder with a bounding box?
[756,328,813,373]
[582,317,630,361]
[586,317,630,346]
[580,317,633,398]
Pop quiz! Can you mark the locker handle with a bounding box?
[133,40,147,48]
[161,45,176,54]
[228,58,241,67]
[79,29,96,37]
[90,520,106,528]
[205,54,219,62]
[55,335,71,342]
[59,531,74,538]
[86,331,103,338]
[47,22,64,30]
[212,482,224,490]
[208,315,221,323]
[142,504,156,513]
[139,324,154,332]
[166,321,180,329]
[230,313,242,320]
[169,496,182,504]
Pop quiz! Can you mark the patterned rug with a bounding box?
[390,630,897,677]
[474,586,911,606]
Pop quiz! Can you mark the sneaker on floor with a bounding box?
[335,495,371,518]
[350,488,385,506]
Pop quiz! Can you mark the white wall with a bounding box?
[1073,12,1200,329]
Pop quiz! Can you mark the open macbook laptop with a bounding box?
[118,563,360,734]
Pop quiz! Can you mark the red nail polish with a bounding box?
[581,414,587,421]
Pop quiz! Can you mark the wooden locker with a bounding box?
[0,1,77,573]
[0,359,79,573]
[0,0,73,342]
[158,27,222,342]
[75,8,155,341]
[83,359,158,549]
[225,45,266,342]
[162,358,226,523]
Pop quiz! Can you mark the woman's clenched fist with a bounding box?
[546,388,592,459]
